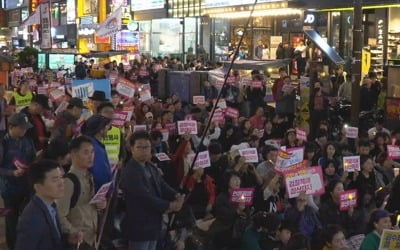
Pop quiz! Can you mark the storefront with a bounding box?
[6,0,29,49]
[202,0,303,62]
[50,0,77,49]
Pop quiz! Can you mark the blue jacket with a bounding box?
[89,137,112,191]
[120,158,177,241]
[15,195,64,250]
[0,134,36,196]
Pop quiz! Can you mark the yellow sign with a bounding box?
[362,50,371,76]
[379,229,400,250]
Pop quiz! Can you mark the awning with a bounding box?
[303,29,345,65]
[221,59,291,70]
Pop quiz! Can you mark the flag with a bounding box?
[20,9,40,28]
[96,7,122,38]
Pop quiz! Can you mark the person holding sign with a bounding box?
[57,136,105,249]
[121,131,184,250]
[360,209,393,250]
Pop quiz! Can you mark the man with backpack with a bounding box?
[57,136,107,249]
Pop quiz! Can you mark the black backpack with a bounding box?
[64,173,81,210]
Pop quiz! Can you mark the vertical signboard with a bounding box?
[40,3,52,49]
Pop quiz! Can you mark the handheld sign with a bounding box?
[379,229,400,250]
[188,151,211,169]
[133,125,147,132]
[161,129,169,142]
[177,120,198,135]
[89,182,112,204]
[13,158,29,170]
[112,111,128,128]
[193,96,206,105]
[339,189,357,211]
[155,153,171,162]
[345,126,358,139]
[116,78,135,98]
[239,148,259,163]
[275,147,305,173]
[212,108,225,124]
[225,107,239,119]
[387,145,400,160]
[165,123,177,134]
[241,77,252,86]
[284,166,325,199]
[343,156,361,172]
[213,99,227,109]
[296,128,307,141]
[140,90,152,102]
[251,80,263,88]
[227,76,236,85]
[230,188,255,206]
[37,86,49,95]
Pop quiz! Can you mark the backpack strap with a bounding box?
[64,173,81,210]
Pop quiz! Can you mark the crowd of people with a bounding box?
[0,53,399,250]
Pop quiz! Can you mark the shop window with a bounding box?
[151,18,182,57]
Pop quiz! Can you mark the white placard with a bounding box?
[239,148,259,163]
[177,120,198,135]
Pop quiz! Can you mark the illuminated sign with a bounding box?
[131,0,165,11]
[304,14,315,24]
[203,0,281,8]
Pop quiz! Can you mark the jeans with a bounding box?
[129,241,157,250]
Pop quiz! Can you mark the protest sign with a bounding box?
[116,78,135,98]
[193,96,206,105]
[37,86,48,95]
[241,77,252,86]
[89,182,112,204]
[55,101,69,115]
[133,125,147,132]
[13,158,29,170]
[165,123,177,134]
[379,230,400,250]
[188,151,211,169]
[213,99,227,109]
[230,188,255,206]
[140,90,152,102]
[343,156,361,172]
[155,153,171,162]
[112,111,128,128]
[387,145,400,160]
[275,147,305,173]
[177,120,198,135]
[72,79,111,100]
[225,107,239,119]
[212,108,225,124]
[239,148,259,163]
[284,166,325,198]
[109,72,118,84]
[49,88,65,102]
[345,126,358,139]
[296,128,307,141]
[251,80,263,88]
[339,189,358,211]
[161,129,169,142]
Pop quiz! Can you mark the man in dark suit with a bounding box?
[15,159,82,250]
[121,131,185,250]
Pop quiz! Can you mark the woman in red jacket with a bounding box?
[184,168,216,219]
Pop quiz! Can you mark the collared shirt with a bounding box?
[57,167,98,245]
[37,195,61,238]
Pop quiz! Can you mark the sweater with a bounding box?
[359,231,380,250]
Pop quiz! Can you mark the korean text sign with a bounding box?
[284,166,325,198]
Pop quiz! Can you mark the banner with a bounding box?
[230,188,255,206]
[284,166,325,198]
[97,7,122,38]
[239,148,259,163]
[188,151,211,169]
[339,189,357,211]
[111,111,128,128]
[177,120,198,135]
[40,3,52,49]
[275,147,305,173]
[71,82,94,101]
[343,156,361,172]
[251,80,263,88]
[379,230,400,250]
[388,145,400,160]
[72,79,112,100]
[116,78,135,98]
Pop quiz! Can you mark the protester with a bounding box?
[360,209,393,250]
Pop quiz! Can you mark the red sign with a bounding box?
[388,145,400,160]
[112,111,128,128]
[164,123,176,134]
[225,107,239,119]
[339,190,358,211]
[230,188,255,206]
[284,166,325,198]
[251,80,263,88]
[95,35,111,44]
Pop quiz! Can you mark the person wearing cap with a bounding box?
[360,209,393,250]
[51,97,86,141]
[81,114,112,191]
[88,90,108,115]
[0,113,36,249]
[10,80,33,112]
[20,94,50,151]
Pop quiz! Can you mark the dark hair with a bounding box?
[323,225,344,245]
[69,136,93,152]
[31,159,60,185]
[97,102,114,113]
[262,145,278,159]
[360,155,372,167]
[323,142,337,158]
[43,137,70,160]
[285,232,309,250]
[150,130,163,141]
[208,142,222,155]
[279,67,286,73]
[111,90,119,97]
[129,131,151,147]
[221,171,241,192]
[366,209,391,233]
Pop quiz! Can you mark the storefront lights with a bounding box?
[208,8,302,19]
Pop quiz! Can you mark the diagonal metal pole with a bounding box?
[351,0,362,126]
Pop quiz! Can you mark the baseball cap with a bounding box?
[8,113,33,129]
[68,97,87,109]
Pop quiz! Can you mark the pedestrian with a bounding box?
[120,131,184,250]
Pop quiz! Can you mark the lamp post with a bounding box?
[351,0,363,126]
